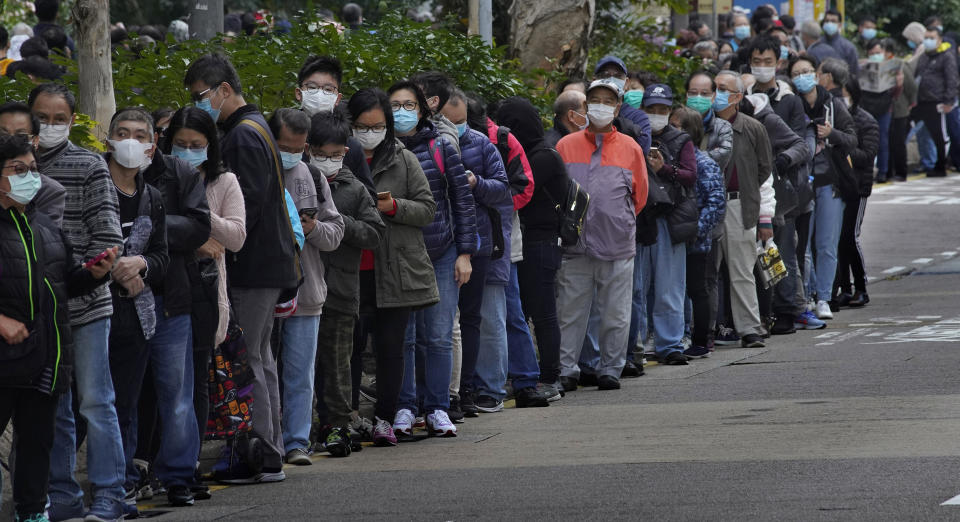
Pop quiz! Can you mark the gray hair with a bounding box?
[447,88,467,106]
[716,70,745,93]
[801,20,822,39]
[168,20,189,43]
[819,57,849,87]
[108,107,155,142]
[693,40,718,57]
[553,90,586,117]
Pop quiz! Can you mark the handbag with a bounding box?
[205,305,255,441]
[665,181,698,244]
[189,257,220,352]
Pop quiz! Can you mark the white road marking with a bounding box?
[917,315,943,320]
[814,331,841,339]
[882,266,906,274]
[941,251,957,257]
[941,493,960,505]
[912,258,934,264]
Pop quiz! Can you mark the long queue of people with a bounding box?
[1,12,922,520]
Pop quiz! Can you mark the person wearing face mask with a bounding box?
[857,16,879,56]
[266,107,344,463]
[546,90,589,147]
[0,101,65,227]
[685,71,734,170]
[912,26,958,177]
[28,83,128,521]
[800,21,842,66]
[306,109,385,458]
[554,78,648,392]
[593,56,652,154]
[818,9,859,76]
[0,134,117,522]
[635,84,699,363]
[411,70,462,156]
[730,13,751,51]
[184,53,300,483]
[294,55,375,197]
[859,39,897,183]
[345,88,437,446]
[746,36,807,136]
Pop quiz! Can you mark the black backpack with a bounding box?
[542,148,590,247]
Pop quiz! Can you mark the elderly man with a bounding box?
[800,21,842,64]
[545,89,587,148]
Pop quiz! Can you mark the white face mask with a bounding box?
[586,103,616,128]
[310,156,344,178]
[300,88,338,117]
[648,114,670,132]
[355,129,386,151]
[108,139,153,170]
[39,123,70,149]
[751,66,776,84]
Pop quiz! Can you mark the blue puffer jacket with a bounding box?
[691,149,726,254]
[458,128,511,257]
[399,121,478,261]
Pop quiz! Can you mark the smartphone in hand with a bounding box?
[83,251,109,269]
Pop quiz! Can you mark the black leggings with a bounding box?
[517,240,563,384]
[835,197,868,295]
[686,247,718,348]
[0,388,58,516]
[358,270,411,422]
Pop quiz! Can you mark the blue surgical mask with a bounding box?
[908,40,917,49]
[712,90,731,112]
[793,73,817,94]
[823,22,839,36]
[3,169,41,204]
[196,89,222,122]
[456,122,468,137]
[780,45,790,60]
[868,53,885,63]
[861,28,877,40]
[734,25,751,40]
[393,108,419,133]
[280,151,301,170]
[924,38,939,51]
[171,145,208,169]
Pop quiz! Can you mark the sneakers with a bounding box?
[597,375,620,390]
[660,351,689,365]
[84,497,124,522]
[15,514,49,522]
[460,393,479,417]
[794,310,827,330]
[218,467,285,484]
[740,333,765,348]
[322,427,352,458]
[680,335,692,350]
[770,315,797,335]
[48,500,85,522]
[514,387,550,408]
[714,325,740,346]
[537,382,563,402]
[393,408,415,436]
[121,487,139,518]
[373,417,398,446]
[448,395,465,423]
[133,459,153,501]
[683,344,710,358]
[349,415,374,442]
[425,409,457,437]
[620,359,643,378]
[166,485,195,507]
[816,300,834,320]
[848,291,869,307]
[476,395,504,413]
[559,376,579,392]
[284,447,313,465]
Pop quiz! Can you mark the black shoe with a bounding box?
[447,395,465,423]
[559,376,579,392]
[475,395,504,413]
[875,173,887,183]
[661,351,688,365]
[597,375,620,390]
[834,292,853,308]
[741,333,765,348]
[683,344,710,358]
[514,387,550,408]
[927,170,947,177]
[620,359,643,378]
[828,300,840,313]
[893,175,907,182]
[167,485,195,507]
[191,471,211,499]
[460,392,479,417]
[579,371,599,387]
[848,291,869,307]
[770,315,796,335]
[323,427,352,458]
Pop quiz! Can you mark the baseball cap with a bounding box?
[642,84,673,107]
[587,78,623,98]
[594,55,628,75]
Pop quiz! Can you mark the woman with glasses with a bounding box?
[387,80,477,439]
[346,87,438,446]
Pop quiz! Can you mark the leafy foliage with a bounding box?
[846,0,960,41]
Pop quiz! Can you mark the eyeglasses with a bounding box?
[190,85,219,103]
[390,101,418,111]
[595,69,626,80]
[301,84,338,95]
[354,124,386,133]
[3,161,37,176]
[310,153,345,162]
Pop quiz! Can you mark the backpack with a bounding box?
[542,148,590,247]
[494,125,531,198]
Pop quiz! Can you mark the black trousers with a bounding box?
[912,102,948,174]
[686,246,718,348]
[358,270,411,422]
[890,116,910,178]
[457,255,490,395]
[835,197,868,295]
[0,387,58,516]
[517,240,563,384]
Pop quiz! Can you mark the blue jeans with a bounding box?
[49,318,125,507]
[281,315,320,453]
[876,111,892,176]
[638,218,687,357]
[626,246,647,360]
[505,263,539,390]
[807,185,845,301]
[146,297,198,487]
[910,122,937,170]
[473,284,508,400]
[399,245,458,414]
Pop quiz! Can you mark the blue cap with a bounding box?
[594,55,628,75]
[642,84,673,107]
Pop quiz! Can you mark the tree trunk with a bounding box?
[508,0,595,78]
[191,0,224,41]
[73,0,115,140]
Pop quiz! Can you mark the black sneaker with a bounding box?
[661,351,689,365]
[834,293,853,308]
[597,375,620,390]
[579,371,599,387]
[620,359,643,378]
[326,427,353,457]
[460,392,479,417]
[682,344,710,358]
[167,484,195,507]
[514,387,549,408]
[475,395,504,413]
[559,376,579,392]
[741,333,765,348]
[848,291,869,307]
[770,315,796,335]
[448,395,465,423]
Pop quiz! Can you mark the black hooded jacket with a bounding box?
[496,97,569,244]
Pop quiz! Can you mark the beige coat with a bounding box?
[204,171,246,345]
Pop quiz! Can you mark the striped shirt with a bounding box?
[38,141,122,326]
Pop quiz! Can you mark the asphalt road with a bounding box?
[6,174,960,521]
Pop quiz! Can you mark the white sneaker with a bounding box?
[393,408,414,435]
[426,409,457,437]
[816,300,834,320]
